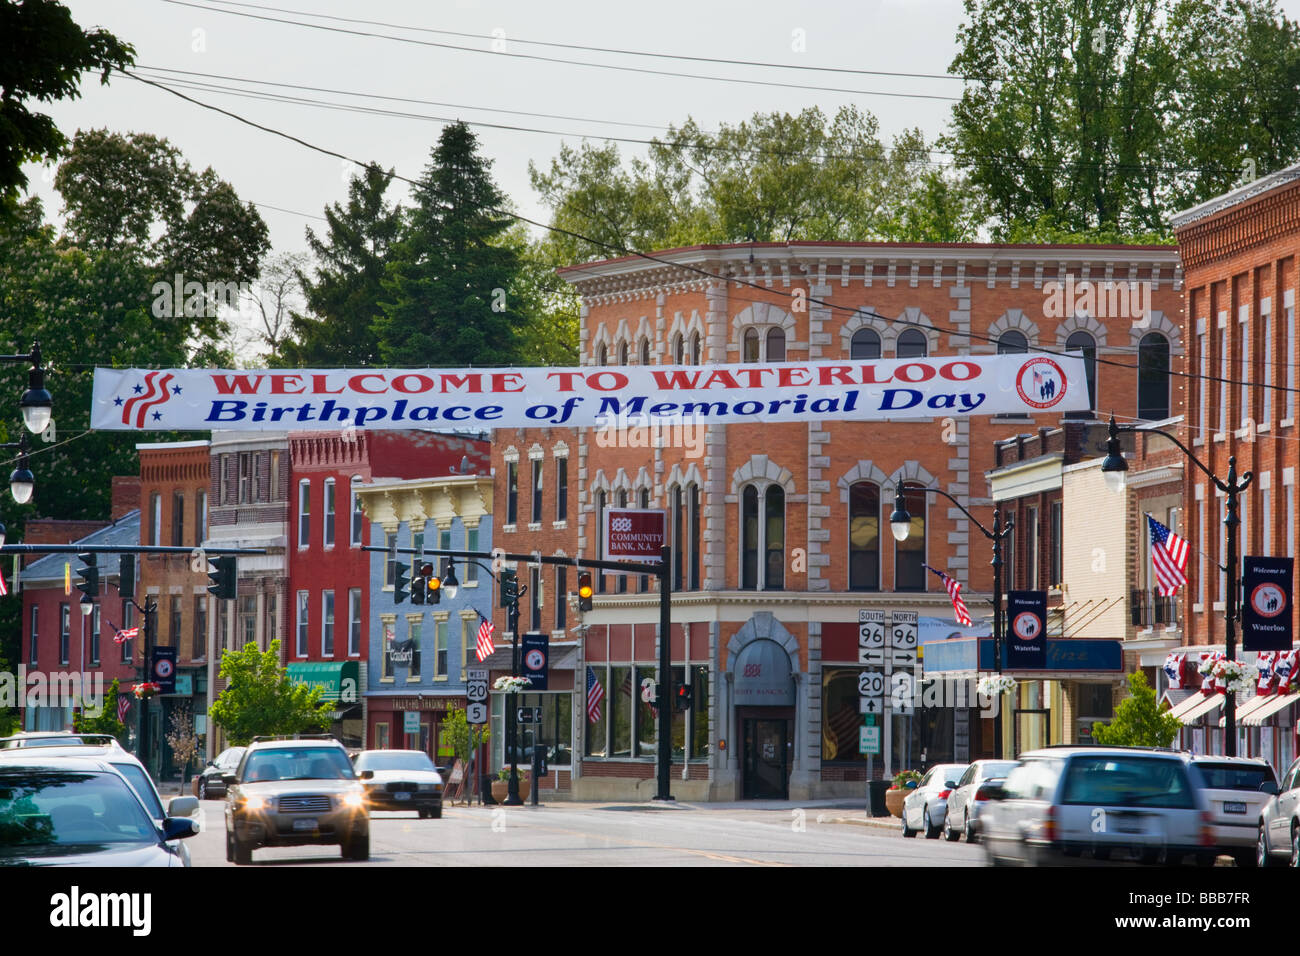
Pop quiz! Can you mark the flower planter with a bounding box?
[885,787,907,818]
[491,777,530,803]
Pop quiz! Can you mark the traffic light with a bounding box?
[74,552,99,601]
[674,683,693,712]
[118,553,136,601]
[577,572,593,612]
[499,568,518,608]
[206,555,236,600]
[394,561,410,604]
[411,562,427,605]
[426,563,442,605]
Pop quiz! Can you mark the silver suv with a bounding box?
[223,736,369,864]
[981,746,1214,866]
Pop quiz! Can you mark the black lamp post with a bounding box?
[0,341,52,548]
[1099,413,1251,756]
[891,484,1014,759]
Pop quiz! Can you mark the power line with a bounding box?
[124,72,1300,401]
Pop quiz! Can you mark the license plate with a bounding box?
[292,818,318,831]
[1224,802,1247,815]
[394,791,411,801]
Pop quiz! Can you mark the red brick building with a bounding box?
[494,240,1184,800]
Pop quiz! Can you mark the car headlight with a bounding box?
[242,793,267,811]
[343,791,365,808]
[418,783,439,792]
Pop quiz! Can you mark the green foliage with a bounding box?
[441,707,489,767]
[946,0,1300,238]
[207,639,333,746]
[1091,671,1182,747]
[72,678,126,744]
[0,0,134,218]
[892,769,923,789]
[529,107,981,263]
[373,123,531,366]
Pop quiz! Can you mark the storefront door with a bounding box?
[743,718,789,799]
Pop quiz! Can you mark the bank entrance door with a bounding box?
[742,718,790,799]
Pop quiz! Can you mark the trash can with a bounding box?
[867,779,890,818]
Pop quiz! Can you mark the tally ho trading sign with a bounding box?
[604,508,666,563]
[1242,556,1294,652]
[91,354,1087,432]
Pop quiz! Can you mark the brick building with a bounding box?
[1168,161,1300,771]
[493,240,1184,800]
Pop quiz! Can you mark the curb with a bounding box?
[821,815,902,830]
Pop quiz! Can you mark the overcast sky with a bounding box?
[23,0,1300,262]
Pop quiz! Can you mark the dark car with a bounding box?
[197,746,246,800]
[0,757,197,867]
[353,750,444,818]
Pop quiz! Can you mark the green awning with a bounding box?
[286,662,359,702]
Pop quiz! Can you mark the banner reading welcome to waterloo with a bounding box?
[92,353,1088,431]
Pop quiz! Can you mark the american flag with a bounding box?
[1147,514,1189,596]
[924,564,972,626]
[113,626,138,645]
[116,694,130,724]
[586,666,604,723]
[474,612,496,662]
[0,567,7,597]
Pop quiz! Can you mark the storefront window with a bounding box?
[610,665,632,757]
[516,692,572,766]
[584,667,608,757]
[636,665,658,757]
[821,668,867,762]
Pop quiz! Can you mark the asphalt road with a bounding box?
[185,797,985,867]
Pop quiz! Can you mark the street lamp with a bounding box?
[441,560,460,600]
[1099,413,1251,755]
[2,342,52,436]
[892,483,1015,759]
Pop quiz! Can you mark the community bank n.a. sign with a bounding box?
[92,354,1088,431]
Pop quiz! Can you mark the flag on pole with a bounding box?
[923,564,972,626]
[474,612,496,662]
[1147,514,1189,596]
[0,566,7,597]
[114,626,139,645]
[585,666,604,723]
[117,694,131,724]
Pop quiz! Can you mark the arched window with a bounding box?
[848,481,880,590]
[672,333,685,365]
[997,329,1028,354]
[618,340,629,366]
[689,330,702,365]
[639,337,650,365]
[1065,330,1097,418]
[741,484,784,591]
[743,328,760,363]
[596,342,608,367]
[896,328,928,358]
[851,328,881,360]
[766,327,786,362]
[894,482,926,591]
[1137,332,1170,421]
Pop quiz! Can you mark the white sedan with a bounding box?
[901,763,969,839]
[943,759,1018,842]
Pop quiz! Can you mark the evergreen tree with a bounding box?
[278,164,401,367]
[374,123,529,367]
[1091,671,1182,748]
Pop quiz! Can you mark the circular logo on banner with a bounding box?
[1250,582,1288,618]
[525,648,546,671]
[1011,612,1041,640]
[154,658,174,679]
[1015,357,1069,410]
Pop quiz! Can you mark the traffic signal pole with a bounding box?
[368,544,676,801]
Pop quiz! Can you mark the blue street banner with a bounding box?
[1242,555,1294,652]
[150,647,177,694]
[91,354,1088,431]
[521,632,549,691]
[1005,591,1047,669]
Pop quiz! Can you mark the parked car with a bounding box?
[353,749,444,818]
[0,732,198,866]
[981,746,1214,866]
[196,746,247,800]
[901,763,968,839]
[943,759,1018,842]
[0,755,197,866]
[223,735,369,864]
[1255,755,1300,867]
[1188,755,1277,866]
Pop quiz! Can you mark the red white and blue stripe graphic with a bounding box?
[1147,514,1189,596]
[475,613,496,662]
[586,666,604,723]
[121,371,175,428]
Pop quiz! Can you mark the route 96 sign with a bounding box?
[858,609,886,665]
[890,610,918,650]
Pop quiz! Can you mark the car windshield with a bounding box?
[242,748,354,782]
[112,763,164,818]
[0,769,160,849]
[1195,763,1276,791]
[355,752,436,773]
[978,761,1018,781]
[1061,757,1196,809]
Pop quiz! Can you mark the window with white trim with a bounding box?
[322,590,335,656]
[323,478,336,548]
[348,588,362,656]
[296,591,309,657]
[298,480,311,548]
[350,477,364,546]
[740,483,784,590]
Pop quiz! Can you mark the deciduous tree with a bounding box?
[208,639,333,746]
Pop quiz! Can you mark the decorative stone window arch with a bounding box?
[1054,312,1108,348]
[633,315,654,364]
[667,309,705,364]
[839,461,891,593]
[839,307,891,357]
[730,455,796,496]
[889,462,936,593]
[731,301,795,362]
[665,463,705,592]
[1126,310,1182,354]
[732,456,794,593]
[892,307,940,356]
[987,309,1041,351]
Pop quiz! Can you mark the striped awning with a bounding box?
[1242,693,1300,727]
[1168,692,1214,721]
[1179,694,1225,724]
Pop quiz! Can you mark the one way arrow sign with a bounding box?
[858,697,882,715]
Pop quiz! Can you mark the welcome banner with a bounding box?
[91,354,1088,431]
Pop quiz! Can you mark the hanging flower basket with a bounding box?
[977,675,1018,697]
[493,675,532,693]
[132,681,161,700]
[1211,659,1258,696]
